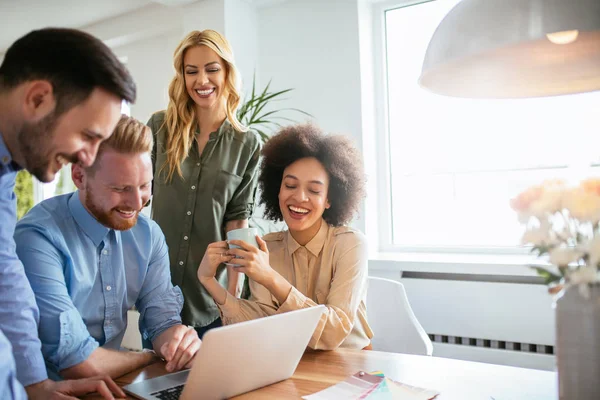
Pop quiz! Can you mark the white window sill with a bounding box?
[369,251,545,277]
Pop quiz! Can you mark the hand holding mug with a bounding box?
[226,235,273,286]
[225,228,259,267]
[197,241,234,283]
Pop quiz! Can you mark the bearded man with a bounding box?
[14,116,201,382]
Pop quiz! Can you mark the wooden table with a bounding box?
[107,349,557,399]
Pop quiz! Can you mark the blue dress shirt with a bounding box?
[0,132,48,389]
[0,330,27,399]
[14,192,183,375]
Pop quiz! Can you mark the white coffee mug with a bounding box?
[226,228,259,266]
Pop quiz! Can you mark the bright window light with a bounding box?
[121,100,131,116]
[385,0,600,249]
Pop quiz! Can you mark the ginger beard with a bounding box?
[83,184,140,231]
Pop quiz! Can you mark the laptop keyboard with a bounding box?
[151,384,184,400]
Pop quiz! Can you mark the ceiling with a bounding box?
[0,0,296,54]
[0,0,202,53]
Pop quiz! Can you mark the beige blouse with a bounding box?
[217,221,373,350]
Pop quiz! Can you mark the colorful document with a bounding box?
[302,371,383,399]
[302,371,440,400]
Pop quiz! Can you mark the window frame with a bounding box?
[371,0,536,257]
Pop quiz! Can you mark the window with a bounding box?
[15,170,33,220]
[37,165,77,202]
[382,0,600,251]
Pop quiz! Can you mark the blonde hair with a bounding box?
[88,114,153,172]
[163,30,246,181]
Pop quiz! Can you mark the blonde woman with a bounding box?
[147,30,260,338]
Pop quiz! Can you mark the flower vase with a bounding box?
[554,283,600,400]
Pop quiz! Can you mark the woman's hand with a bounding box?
[197,241,234,284]
[226,236,273,287]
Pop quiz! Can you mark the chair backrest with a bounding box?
[367,276,433,356]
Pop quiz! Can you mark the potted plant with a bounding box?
[511,179,600,399]
[237,75,311,144]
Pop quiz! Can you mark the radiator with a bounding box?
[429,334,554,354]
[369,267,557,371]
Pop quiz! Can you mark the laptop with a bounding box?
[124,305,326,400]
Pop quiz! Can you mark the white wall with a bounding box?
[182,0,226,33]
[114,31,181,122]
[257,0,366,231]
[257,0,364,144]
[224,0,259,94]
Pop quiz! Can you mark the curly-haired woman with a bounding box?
[198,123,373,350]
[147,30,261,338]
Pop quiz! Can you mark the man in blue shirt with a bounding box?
[0,28,136,399]
[15,115,201,379]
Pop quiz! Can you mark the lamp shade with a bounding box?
[419,0,600,98]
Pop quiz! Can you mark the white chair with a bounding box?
[121,309,142,351]
[367,276,433,356]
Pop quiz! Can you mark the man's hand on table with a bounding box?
[26,376,126,400]
[155,325,201,372]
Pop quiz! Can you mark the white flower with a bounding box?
[521,227,552,246]
[562,188,600,223]
[584,236,600,267]
[549,247,582,267]
[516,212,532,224]
[514,179,600,290]
[568,266,599,285]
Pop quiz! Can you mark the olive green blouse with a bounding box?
[147,111,261,327]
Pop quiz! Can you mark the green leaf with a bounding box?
[531,266,562,285]
[15,170,33,220]
[269,116,300,124]
[254,110,281,120]
[250,119,274,125]
[531,244,552,256]
[281,107,313,117]
[250,70,256,101]
[254,128,269,143]
[249,89,293,123]
[259,88,294,103]
[237,75,309,142]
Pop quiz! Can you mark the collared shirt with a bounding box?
[0,132,48,386]
[218,221,373,350]
[0,330,27,399]
[14,192,183,374]
[147,111,261,327]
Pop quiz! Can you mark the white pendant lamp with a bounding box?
[419,0,600,98]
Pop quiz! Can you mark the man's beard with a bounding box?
[17,112,77,183]
[84,186,140,231]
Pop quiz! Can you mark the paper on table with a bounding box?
[302,371,383,400]
[390,378,439,399]
[303,371,439,400]
[365,378,439,400]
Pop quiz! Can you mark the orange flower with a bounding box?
[581,178,600,196]
[510,179,566,214]
[510,186,543,213]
